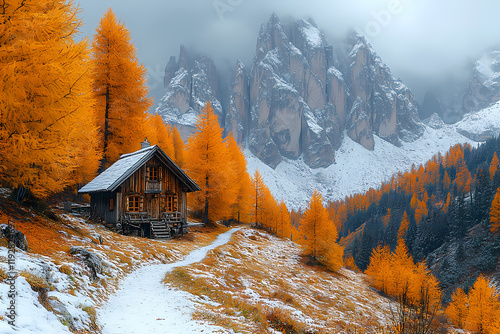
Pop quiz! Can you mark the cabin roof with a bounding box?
[78,145,201,194]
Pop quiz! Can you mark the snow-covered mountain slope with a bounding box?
[455,100,500,141]
[246,122,476,210]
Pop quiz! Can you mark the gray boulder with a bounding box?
[69,247,103,281]
[0,224,28,251]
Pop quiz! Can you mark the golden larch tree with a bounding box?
[443,170,451,190]
[465,275,500,334]
[226,135,253,224]
[414,199,428,224]
[454,164,473,193]
[388,238,414,297]
[490,187,500,234]
[365,244,392,293]
[397,212,410,240]
[278,199,292,239]
[299,190,328,259]
[185,102,236,224]
[172,126,185,167]
[299,190,344,271]
[410,193,418,210]
[0,0,101,198]
[408,262,442,311]
[144,113,174,158]
[251,169,267,226]
[260,185,278,231]
[92,8,152,170]
[446,288,469,329]
[490,152,499,181]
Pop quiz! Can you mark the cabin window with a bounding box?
[110,198,114,211]
[165,195,178,212]
[128,196,140,212]
[147,167,158,181]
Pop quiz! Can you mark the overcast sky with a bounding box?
[76,0,500,104]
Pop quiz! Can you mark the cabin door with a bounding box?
[148,194,160,219]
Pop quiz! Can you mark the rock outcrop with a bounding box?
[69,247,103,281]
[157,14,424,169]
[156,46,224,139]
[344,33,423,147]
[463,50,500,114]
[422,48,500,124]
[1,224,28,251]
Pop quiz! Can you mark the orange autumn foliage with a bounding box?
[465,276,500,334]
[344,254,360,272]
[185,102,236,223]
[490,187,500,234]
[144,113,175,158]
[414,199,428,224]
[365,244,392,293]
[445,288,469,329]
[92,8,152,169]
[172,127,185,168]
[226,135,253,224]
[397,212,410,240]
[278,200,292,239]
[490,152,499,181]
[251,169,267,227]
[454,164,473,193]
[365,240,442,326]
[299,190,343,272]
[0,0,101,197]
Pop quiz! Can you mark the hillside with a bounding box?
[335,134,500,304]
[1,196,398,334]
[0,193,227,333]
[164,228,394,333]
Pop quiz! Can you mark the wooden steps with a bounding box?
[150,222,171,239]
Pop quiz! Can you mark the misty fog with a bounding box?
[76,0,500,105]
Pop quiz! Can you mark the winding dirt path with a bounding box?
[98,228,240,334]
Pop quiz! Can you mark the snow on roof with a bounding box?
[79,146,156,193]
[79,145,200,194]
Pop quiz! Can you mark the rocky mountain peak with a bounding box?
[157,14,424,169]
[463,49,500,114]
[156,46,224,139]
[422,46,500,126]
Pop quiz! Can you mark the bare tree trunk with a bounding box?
[203,175,209,225]
[99,85,110,173]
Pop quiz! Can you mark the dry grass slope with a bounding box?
[164,228,396,333]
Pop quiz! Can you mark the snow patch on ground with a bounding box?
[0,248,91,334]
[246,123,476,210]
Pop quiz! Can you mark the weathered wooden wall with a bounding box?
[90,192,118,225]
[90,155,189,227]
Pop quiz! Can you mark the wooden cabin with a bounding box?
[78,140,200,239]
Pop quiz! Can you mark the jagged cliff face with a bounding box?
[156,45,224,139]
[345,34,423,148]
[157,14,424,169]
[463,50,500,114]
[421,48,500,124]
